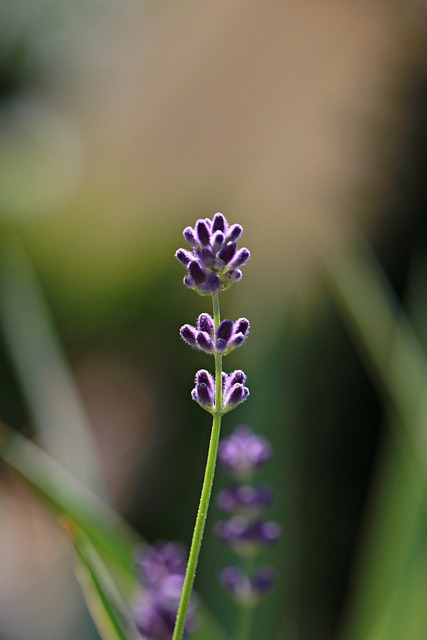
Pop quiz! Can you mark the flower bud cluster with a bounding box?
[180,314,250,356]
[191,369,250,414]
[176,212,250,296]
[215,426,281,606]
[133,541,198,640]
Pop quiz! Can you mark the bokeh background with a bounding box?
[1,1,427,639]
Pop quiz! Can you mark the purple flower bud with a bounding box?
[251,566,276,595]
[226,224,243,243]
[228,333,245,350]
[197,313,215,336]
[183,226,197,247]
[211,231,225,253]
[220,565,247,594]
[196,332,214,353]
[218,241,237,266]
[217,425,272,476]
[234,318,250,336]
[229,248,250,270]
[196,219,211,246]
[215,516,280,554]
[217,320,234,343]
[200,246,215,268]
[212,212,227,233]
[199,273,221,294]
[192,369,215,412]
[175,249,193,266]
[217,484,274,514]
[180,324,198,348]
[223,384,250,412]
[226,269,242,286]
[189,261,206,285]
[215,338,228,353]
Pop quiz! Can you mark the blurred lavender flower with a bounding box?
[215,516,281,556]
[133,541,198,640]
[191,370,250,413]
[217,425,272,478]
[220,565,277,606]
[175,212,250,295]
[215,426,280,607]
[180,314,250,355]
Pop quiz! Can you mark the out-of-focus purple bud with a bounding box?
[196,219,211,246]
[217,425,272,476]
[215,516,280,555]
[217,484,274,514]
[197,313,215,336]
[259,521,282,544]
[218,241,237,266]
[180,324,198,348]
[212,212,227,233]
[251,567,276,595]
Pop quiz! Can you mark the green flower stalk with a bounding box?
[173,212,251,640]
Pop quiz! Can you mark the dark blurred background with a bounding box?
[1,1,427,639]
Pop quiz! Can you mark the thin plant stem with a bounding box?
[172,292,223,640]
[237,605,254,640]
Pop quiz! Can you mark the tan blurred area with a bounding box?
[0,1,426,638]
[1,0,421,304]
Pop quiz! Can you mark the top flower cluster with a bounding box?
[175,212,250,295]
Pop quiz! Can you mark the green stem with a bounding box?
[172,292,223,640]
[237,605,254,640]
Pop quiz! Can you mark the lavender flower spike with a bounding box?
[180,314,250,356]
[176,212,250,296]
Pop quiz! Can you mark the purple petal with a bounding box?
[195,383,214,409]
[215,338,228,353]
[224,384,249,411]
[200,246,215,268]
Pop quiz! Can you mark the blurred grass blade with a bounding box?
[0,238,106,495]
[321,237,427,640]
[66,520,140,640]
[0,422,141,575]
[0,423,230,640]
[321,237,427,481]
